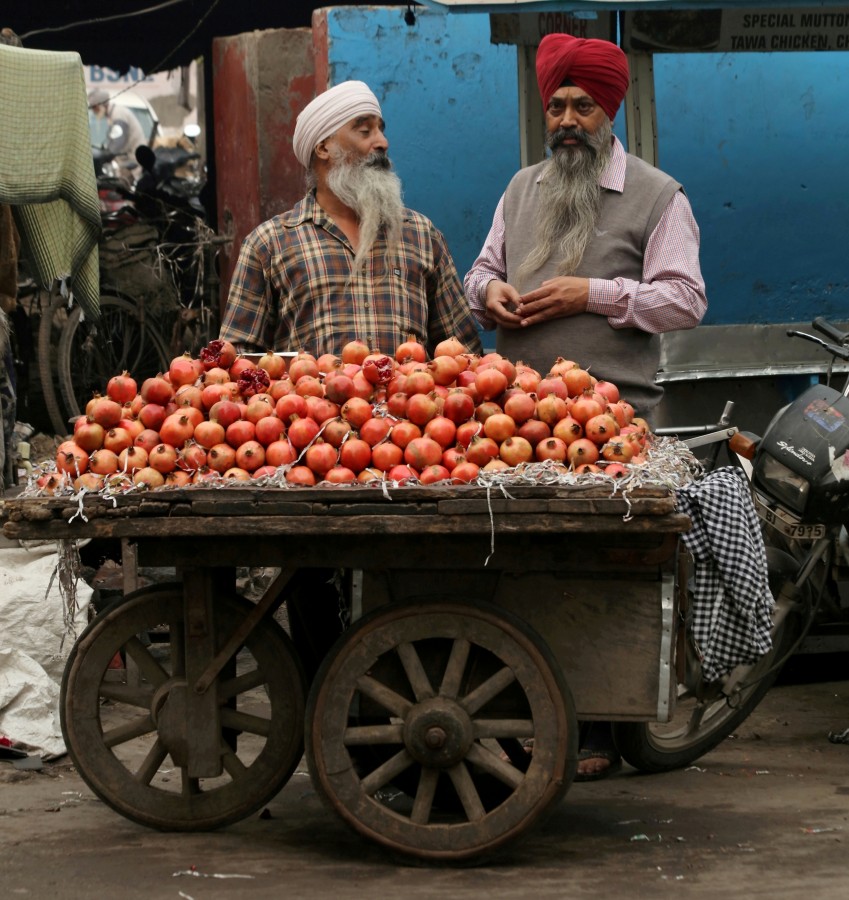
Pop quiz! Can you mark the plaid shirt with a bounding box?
[219,191,482,358]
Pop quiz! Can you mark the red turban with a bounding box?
[536,33,630,122]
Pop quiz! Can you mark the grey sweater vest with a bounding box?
[499,155,681,418]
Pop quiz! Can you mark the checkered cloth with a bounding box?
[675,466,775,682]
[0,43,101,320]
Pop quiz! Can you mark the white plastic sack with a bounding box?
[0,542,93,757]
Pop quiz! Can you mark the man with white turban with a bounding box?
[219,80,481,360]
[465,33,708,781]
[219,82,481,680]
[465,33,707,421]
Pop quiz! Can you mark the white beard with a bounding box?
[515,118,613,286]
[326,148,405,271]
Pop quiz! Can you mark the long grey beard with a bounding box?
[326,149,405,272]
[515,119,613,288]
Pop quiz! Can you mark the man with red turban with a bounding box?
[465,33,707,780]
[465,32,706,419]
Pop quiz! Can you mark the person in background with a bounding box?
[219,80,481,360]
[87,88,147,185]
[465,32,708,781]
[219,81,481,679]
[465,32,706,426]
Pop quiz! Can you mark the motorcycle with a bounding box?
[612,317,849,772]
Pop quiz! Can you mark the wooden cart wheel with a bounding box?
[60,583,306,830]
[305,600,577,862]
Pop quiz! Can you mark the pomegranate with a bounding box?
[73,418,104,453]
[323,465,357,484]
[140,375,174,406]
[207,443,237,473]
[404,436,443,470]
[567,438,600,467]
[395,335,427,364]
[584,413,619,446]
[483,413,516,443]
[275,394,308,422]
[433,336,467,358]
[406,392,439,426]
[88,396,123,429]
[119,445,149,472]
[339,437,372,473]
[424,416,457,449]
[265,440,297,467]
[177,442,208,472]
[285,465,317,486]
[322,419,352,448]
[465,435,500,467]
[192,420,225,450]
[427,355,461,387]
[517,418,551,447]
[235,440,266,472]
[451,461,481,483]
[225,419,256,448]
[133,467,166,489]
[199,338,237,370]
[287,416,321,450]
[498,436,533,466]
[106,371,138,405]
[474,366,508,401]
[138,402,167,431]
[257,351,286,380]
[535,437,568,462]
[419,464,451,484]
[89,448,119,476]
[359,416,392,447]
[389,420,422,449]
[134,429,161,454]
[169,353,198,388]
[148,443,178,474]
[370,439,403,471]
[160,413,195,446]
[324,373,356,404]
[341,396,373,429]
[103,427,133,455]
[563,367,594,397]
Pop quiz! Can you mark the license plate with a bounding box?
[754,495,825,540]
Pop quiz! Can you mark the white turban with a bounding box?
[292,80,382,169]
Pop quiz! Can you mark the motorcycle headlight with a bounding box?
[754,452,811,514]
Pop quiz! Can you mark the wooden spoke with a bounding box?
[102,714,156,748]
[135,739,169,786]
[221,744,248,779]
[438,638,470,699]
[123,636,170,687]
[218,707,272,737]
[343,724,405,745]
[465,742,524,789]
[410,766,439,825]
[473,719,535,740]
[396,642,435,701]
[218,668,267,700]
[460,666,517,715]
[447,762,485,822]
[355,674,412,717]
[98,683,155,708]
[360,749,415,796]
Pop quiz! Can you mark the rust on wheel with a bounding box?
[61,584,306,830]
[305,600,577,862]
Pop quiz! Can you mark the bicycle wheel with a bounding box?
[57,294,171,420]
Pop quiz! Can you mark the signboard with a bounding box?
[623,8,849,52]
[490,11,614,45]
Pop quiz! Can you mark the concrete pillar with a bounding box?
[211,28,316,311]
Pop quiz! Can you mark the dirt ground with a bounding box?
[1,655,847,900]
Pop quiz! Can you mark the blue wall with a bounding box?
[325,8,849,327]
[324,7,518,279]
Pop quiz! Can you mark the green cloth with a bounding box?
[0,43,101,319]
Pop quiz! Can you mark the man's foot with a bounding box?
[574,747,622,782]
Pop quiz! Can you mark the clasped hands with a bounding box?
[484,276,590,329]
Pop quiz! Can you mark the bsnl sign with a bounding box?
[87,65,154,83]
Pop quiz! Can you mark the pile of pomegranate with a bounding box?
[43,336,654,493]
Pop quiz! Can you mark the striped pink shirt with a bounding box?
[464,136,707,334]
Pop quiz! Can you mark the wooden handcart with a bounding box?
[1,483,690,861]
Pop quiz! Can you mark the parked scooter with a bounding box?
[612,317,849,771]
